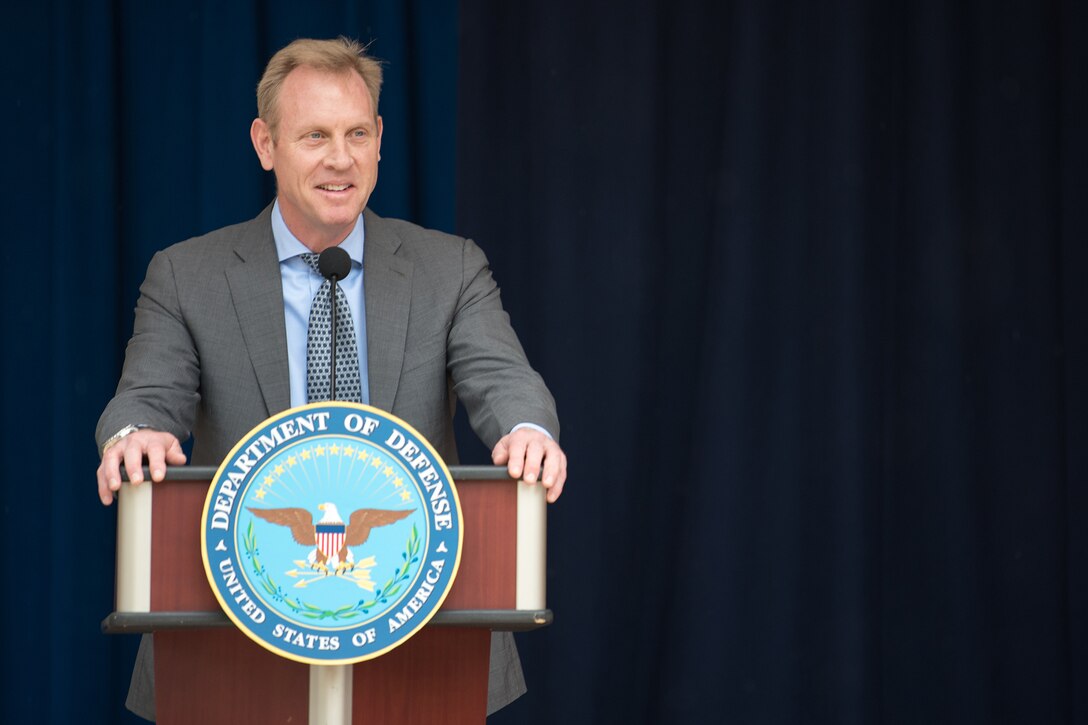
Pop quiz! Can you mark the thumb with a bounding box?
[166,440,188,465]
[491,437,510,464]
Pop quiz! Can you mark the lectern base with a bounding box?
[155,627,490,724]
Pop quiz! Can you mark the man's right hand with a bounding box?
[97,430,187,506]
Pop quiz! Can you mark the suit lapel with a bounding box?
[225,207,292,417]
[363,210,413,412]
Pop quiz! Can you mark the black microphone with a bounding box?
[318,247,351,400]
[318,246,351,281]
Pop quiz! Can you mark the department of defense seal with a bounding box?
[200,402,462,665]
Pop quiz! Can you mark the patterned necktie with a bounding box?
[300,253,362,403]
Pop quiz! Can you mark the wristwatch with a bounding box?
[100,424,148,456]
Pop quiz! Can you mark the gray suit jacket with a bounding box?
[99,205,556,717]
[98,204,558,459]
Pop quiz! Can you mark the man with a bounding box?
[97,37,566,720]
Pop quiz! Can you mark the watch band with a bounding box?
[100,424,148,457]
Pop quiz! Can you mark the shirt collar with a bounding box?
[271,199,365,266]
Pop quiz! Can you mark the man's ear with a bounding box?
[250,118,275,171]
[376,115,383,160]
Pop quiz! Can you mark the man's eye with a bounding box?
[353,129,367,138]
[308,132,323,140]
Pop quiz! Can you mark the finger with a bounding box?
[102,446,126,496]
[546,482,564,503]
[97,461,115,506]
[540,442,562,486]
[504,435,529,479]
[545,452,567,503]
[145,439,168,482]
[520,438,545,483]
[123,440,147,485]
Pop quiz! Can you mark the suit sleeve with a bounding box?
[445,238,559,448]
[95,249,201,451]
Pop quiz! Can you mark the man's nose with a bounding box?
[323,139,352,168]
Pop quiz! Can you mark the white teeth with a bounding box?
[319,184,350,191]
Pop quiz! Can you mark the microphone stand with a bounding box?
[317,246,351,403]
[329,274,339,400]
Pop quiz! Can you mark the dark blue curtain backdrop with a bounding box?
[2,1,1085,724]
[458,2,1087,725]
[2,2,455,723]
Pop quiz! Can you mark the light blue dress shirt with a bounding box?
[271,201,550,442]
[272,201,370,408]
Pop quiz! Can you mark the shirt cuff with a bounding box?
[510,422,554,440]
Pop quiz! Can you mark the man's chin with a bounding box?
[314,204,366,229]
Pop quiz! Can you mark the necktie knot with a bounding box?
[298,252,322,275]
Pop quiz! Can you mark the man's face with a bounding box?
[250,65,383,251]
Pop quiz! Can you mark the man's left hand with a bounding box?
[492,428,567,503]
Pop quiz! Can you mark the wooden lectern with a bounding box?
[102,465,550,724]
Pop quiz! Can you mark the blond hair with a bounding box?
[257,37,383,135]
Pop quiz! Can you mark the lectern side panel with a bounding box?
[151,480,219,611]
[516,480,548,610]
[116,482,152,612]
[353,627,490,724]
[443,479,517,609]
[156,628,308,724]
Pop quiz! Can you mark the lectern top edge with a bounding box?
[125,464,517,482]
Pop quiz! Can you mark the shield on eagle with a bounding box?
[315,522,346,561]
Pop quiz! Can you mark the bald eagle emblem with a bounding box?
[247,502,413,577]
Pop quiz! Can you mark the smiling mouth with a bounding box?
[317,184,352,191]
